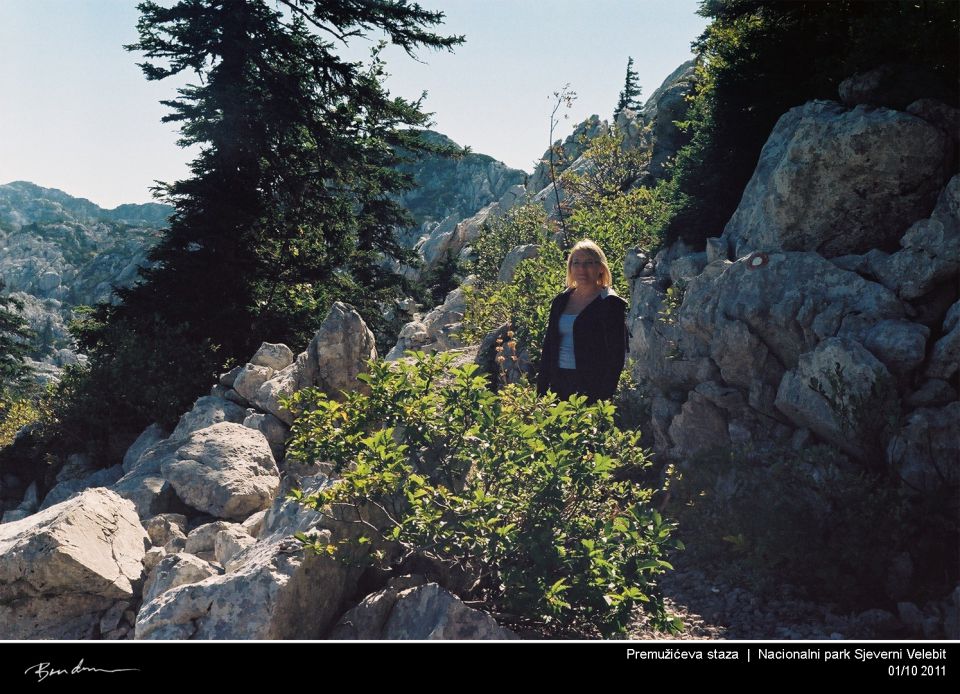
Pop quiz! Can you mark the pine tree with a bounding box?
[614,56,642,119]
[0,281,33,395]
[69,0,462,437]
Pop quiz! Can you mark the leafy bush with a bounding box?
[285,351,681,636]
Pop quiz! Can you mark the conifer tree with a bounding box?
[71,0,462,435]
[0,281,33,395]
[614,56,642,119]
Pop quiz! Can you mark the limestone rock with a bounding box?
[498,244,539,283]
[308,302,377,398]
[253,351,318,425]
[249,342,294,371]
[143,513,188,548]
[382,583,515,639]
[170,396,247,442]
[839,64,948,110]
[872,175,959,300]
[640,60,697,181]
[905,379,957,409]
[143,552,220,605]
[721,100,951,258]
[329,575,429,639]
[215,526,257,568]
[219,366,244,388]
[775,337,894,459]
[136,475,364,640]
[863,319,929,377]
[887,403,960,494]
[233,364,275,403]
[123,423,168,474]
[160,422,279,521]
[925,309,960,381]
[0,488,148,638]
[39,464,124,511]
[387,286,467,360]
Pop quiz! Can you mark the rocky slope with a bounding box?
[1,62,956,641]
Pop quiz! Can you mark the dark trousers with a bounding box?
[547,368,596,404]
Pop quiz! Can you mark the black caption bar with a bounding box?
[4,640,957,687]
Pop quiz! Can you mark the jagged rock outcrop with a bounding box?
[629,89,958,469]
[0,488,148,639]
[527,115,607,195]
[416,184,526,273]
[639,59,697,180]
[393,130,527,249]
[159,422,280,521]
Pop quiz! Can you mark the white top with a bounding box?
[558,313,576,369]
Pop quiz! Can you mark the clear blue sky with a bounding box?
[0,0,708,208]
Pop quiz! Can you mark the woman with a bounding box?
[536,239,628,403]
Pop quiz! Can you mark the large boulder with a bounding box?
[160,422,279,521]
[498,244,539,283]
[169,395,247,442]
[142,552,220,605]
[527,115,606,195]
[253,302,376,422]
[308,301,377,397]
[111,437,187,519]
[721,100,951,259]
[0,488,148,638]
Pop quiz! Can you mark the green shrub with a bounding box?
[285,351,682,637]
[0,396,41,449]
[464,202,550,288]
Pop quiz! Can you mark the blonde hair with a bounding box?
[565,239,612,289]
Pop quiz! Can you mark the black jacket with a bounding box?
[536,287,628,402]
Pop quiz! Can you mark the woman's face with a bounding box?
[570,250,603,288]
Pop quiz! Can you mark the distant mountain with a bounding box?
[0,181,172,230]
[393,130,528,247]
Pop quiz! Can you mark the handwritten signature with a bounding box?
[24,659,140,682]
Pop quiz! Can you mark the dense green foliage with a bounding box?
[661,0,959,248]
[44,0,462,452]
[286,351,681,636]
